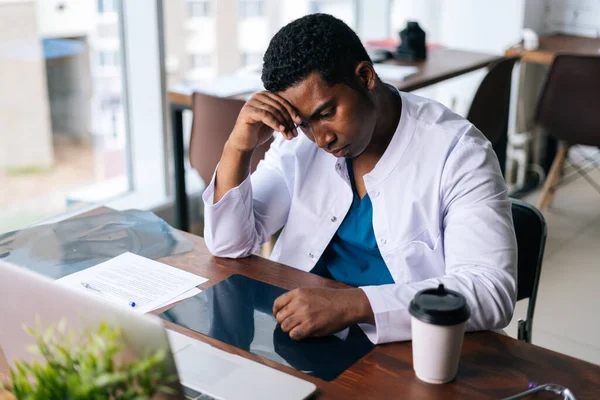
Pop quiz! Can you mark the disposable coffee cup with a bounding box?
[409,284,470,384]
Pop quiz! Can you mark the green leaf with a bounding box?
[6,319,173,399]
[56,318,67,335]
[25,345,40,355]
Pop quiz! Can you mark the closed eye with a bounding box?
[320,108,335,119]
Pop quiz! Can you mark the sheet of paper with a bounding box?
[374,64,419,81]
[154,287,201,311]
[57,252,207,313]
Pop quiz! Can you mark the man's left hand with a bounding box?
[273,287,374,340]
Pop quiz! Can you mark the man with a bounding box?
[202,14,517,344]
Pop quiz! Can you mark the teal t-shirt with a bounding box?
[311,160,394,287]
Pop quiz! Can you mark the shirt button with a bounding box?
[308,252,315,259]
[380,238,387,245]
[331,216,337,222]
[373,190,380,198]
[336,163,342,170]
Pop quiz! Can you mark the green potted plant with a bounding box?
[0,318,177,399]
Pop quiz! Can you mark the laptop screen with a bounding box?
[159,274,375,381]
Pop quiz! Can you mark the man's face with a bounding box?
[278,72,377,159]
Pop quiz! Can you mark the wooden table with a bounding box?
[168,48,502,232]
[162,230,600,399]
[2,208,600,399]
[505,33,600,65]
[503,34,600,189]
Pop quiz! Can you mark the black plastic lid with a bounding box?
[409,284,471,326]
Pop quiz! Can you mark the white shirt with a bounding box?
[202,91,517,344]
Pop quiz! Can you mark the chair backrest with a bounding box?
[466,57,519,176]
[189,92,273,186]
[535,54,600,147]
[511,199,546,303]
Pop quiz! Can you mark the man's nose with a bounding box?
[314,131,336,150]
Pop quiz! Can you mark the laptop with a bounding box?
[0,261,317,400]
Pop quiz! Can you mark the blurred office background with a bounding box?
[1,0,599,366]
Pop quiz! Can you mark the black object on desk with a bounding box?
[159,274,375,381]
[396,21,427,61]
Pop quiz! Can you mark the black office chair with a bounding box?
[511,199,547,343]
[466,57,519,176]
[534,54,600,210]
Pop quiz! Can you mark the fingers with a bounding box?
[245,105,287,136]
[275,302,294,324]
[246,101,293,140]
[253,93,297,137]
[289,323,311,341]
[273,290,295,315]
[265,92,303,126]
[279,313,302,333]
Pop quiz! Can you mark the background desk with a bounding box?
[505,34,600,182]
[168,48,502,232]
[2,208,600,398]
[505,34,600,65]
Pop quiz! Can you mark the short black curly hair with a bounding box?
[261,13,372,93]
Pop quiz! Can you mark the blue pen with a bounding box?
[81,282,137,308]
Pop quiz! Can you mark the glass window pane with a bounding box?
[0,1,130,232]
[240,0,266,18]
[164,0,357,89]
[187,0,211,18]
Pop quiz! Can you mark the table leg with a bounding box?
[171,105,189,232]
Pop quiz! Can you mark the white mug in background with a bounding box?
[522,29,539,51]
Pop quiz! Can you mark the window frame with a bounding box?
[104,0,169,211]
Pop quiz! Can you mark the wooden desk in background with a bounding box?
[504,34,600,187]
[168,48,502,232]
[505,33,600,65]
[2,208,600,398]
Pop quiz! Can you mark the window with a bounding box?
[98,0,118,14]
[187,0,211,18]
[241,52,263,67]
[97,24,119,38]
[0,0,134,233]
[98,50,120,67]
[309,0,357,29]
[189,53,212,69]
[240,0,265,18]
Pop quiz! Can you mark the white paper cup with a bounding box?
[409,284,470,384]
[411,317,466,384]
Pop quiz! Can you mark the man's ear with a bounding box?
[355,61,377,91]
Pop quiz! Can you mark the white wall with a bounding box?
[544,0,600,37]
[357,0,389,40]
[390,0,443,43]
[439,0,525,53]
[434,0,526,114]
[390,0,526,115]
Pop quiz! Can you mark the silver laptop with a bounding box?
[0,261,317,400]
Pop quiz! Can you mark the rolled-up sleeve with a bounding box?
[202,136,292,258]
[359,133,517,344]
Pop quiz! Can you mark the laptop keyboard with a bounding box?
[183,385,220,400]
